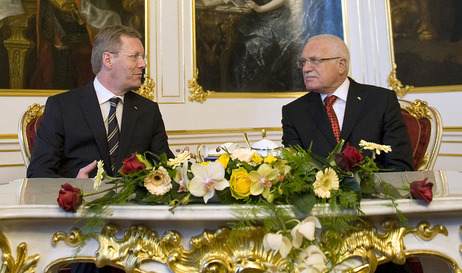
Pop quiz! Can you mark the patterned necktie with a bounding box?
[107,97,120,172]
[324,95,340,142]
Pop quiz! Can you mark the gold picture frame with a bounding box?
[0,0,150,97]
[386,0,462,97]
[189,0,345,103]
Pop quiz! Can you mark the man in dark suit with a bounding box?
[282,34,413,171]
[27,25,173,179]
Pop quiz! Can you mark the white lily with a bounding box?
[263,233,292,258]
[291,216,321,248]
[296,245,327,273]
[188,162,229,203]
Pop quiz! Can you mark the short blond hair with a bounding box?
[91,25,142,74]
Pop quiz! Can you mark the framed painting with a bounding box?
[189,0,344,102]
[0,0,146,97]
[387,0,462,96]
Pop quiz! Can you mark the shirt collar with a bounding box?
[320,78,350,102]
[93,77,124,104]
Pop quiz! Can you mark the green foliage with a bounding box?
[65,140,415,271]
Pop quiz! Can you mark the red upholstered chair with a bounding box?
[18,103,45,167]
[399,99,442,171]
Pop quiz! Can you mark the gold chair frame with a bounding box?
[399,99,443,171]
[18,103,45,167]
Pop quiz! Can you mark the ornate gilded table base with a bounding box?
[32,219,454,273]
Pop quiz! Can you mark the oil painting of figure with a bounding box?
[195,0,343,92]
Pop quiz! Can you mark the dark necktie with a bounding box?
[324,95,340,142]
[107,97,120,172]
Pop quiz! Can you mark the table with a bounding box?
[0,171,461,272]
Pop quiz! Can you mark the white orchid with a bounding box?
[174,159,190,192]
[296,245,327,273]
[291,216,321,248]
[263,233,292,259]
[188,162,229,203]
[249,164,279,198]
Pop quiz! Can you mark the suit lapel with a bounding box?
[116,92,139,170]
[340,79,366,142]
[306,92,338,146]
[79,84,112,169]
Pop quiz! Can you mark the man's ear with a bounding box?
[102,52,113,69]
[338,58,347,75]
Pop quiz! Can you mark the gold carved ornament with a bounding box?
[23,103,45,124]
[136,74,156,101]
[0,231,39,273]
[51,225,291,273]
[387,63,414,98]
[321,219,448,273]
[404,99,432,120]
[50,219,448,273]
[188,69,214,103]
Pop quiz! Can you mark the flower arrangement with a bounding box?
[56,139,433,272]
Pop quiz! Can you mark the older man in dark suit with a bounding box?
[27,25,173,179]
[282,34,413,171]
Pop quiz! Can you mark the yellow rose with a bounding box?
[229,167,252,199]
[217,153,230,168]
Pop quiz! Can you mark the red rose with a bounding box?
[121,153,146,174]
[335,144,363,171]
[410,178,433,204]
[57,183,83,212]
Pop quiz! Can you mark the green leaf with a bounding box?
[293,193,316,215]
[340,177,360,192]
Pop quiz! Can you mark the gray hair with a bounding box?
[91,24,143,74]
[308,34,350,68]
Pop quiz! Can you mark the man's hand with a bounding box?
[76,160,97,178]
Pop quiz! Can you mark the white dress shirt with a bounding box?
[93,77,124,133]
[320,78,350,130]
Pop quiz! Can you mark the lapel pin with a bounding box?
[357,97,361,100]
[134,106,138,110]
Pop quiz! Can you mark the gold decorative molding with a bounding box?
[188,69,214,103]
[387,63,413,98]
[52,225,290,273]
[403,99,432,120]
[0,230,39,273]
[167,127,282,135]
[50,219,448,273]
[136,74,156,101]
[322,219,447,273]
[23,103,45,124]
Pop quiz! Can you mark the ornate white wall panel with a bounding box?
[152,0,186,103]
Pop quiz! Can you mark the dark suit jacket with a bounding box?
[282,78,413,171]
[27,82,174,178]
